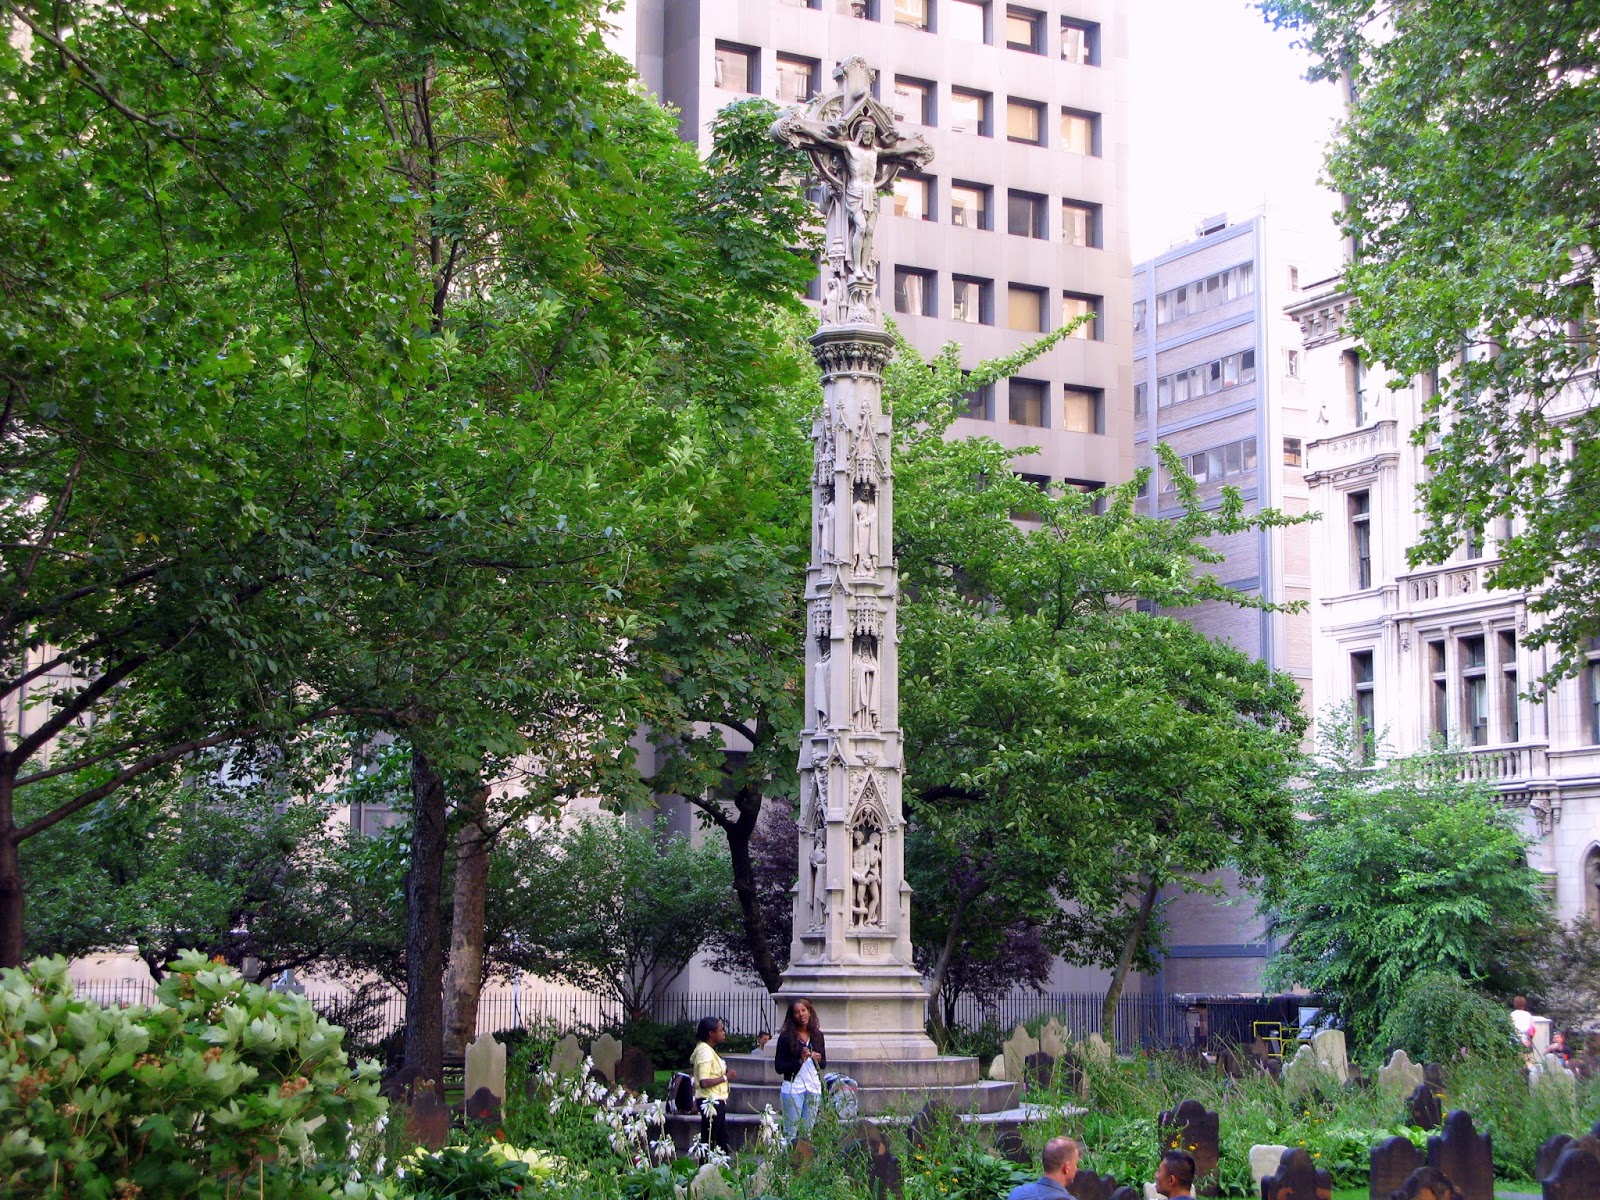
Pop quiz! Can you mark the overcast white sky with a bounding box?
[1125,0,1347,261]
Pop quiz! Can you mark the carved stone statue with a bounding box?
[808,836,828,929]
[851,820,883,927]
[852,493,877,575]
[815,641,832,730]
[817,493,836,563]
[771,57,932,324]
[852,640,880,732]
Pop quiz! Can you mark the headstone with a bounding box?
[1261,1146,1333,1200]
[616,1046,655,1094]
[1072,1170,1119,1200]
[464,1085,501,1125]
[1312,1028,1349,1085]
[690,1162,737,1200]
[1251,1146,1291,1191]
[1108,1188,1140,1200]
[1407,1082,1443,1131]
[1536,1136,1575,1183]
[1081,1032,1114,1067]
[1391,1166,1465,1200]
[988,1054,1008,1081]
[1158,1099,1219,1196]
[1426,1111,1493,1200]
[1572,1134,1600,1162]
[907,1100,953,1150]
[1370,1135,1424,1200]
[549,1032,584,1077]
[1040,1017,1068,1058]
[1284,1043,1334,1094]
[464,1032,506,1112]
[843,1120,901,1200]
[404,1089,451,1150]
[994,1129,1030,1165]
[1002,1024,1040,1084]
[1024,1051,1055,1090]
[1216,1046,1243,1079]
[1423,1063,1445,1089]
[590,1032,623,1084]
[1380,1050,1426,1099]
[1543,1147,1600,1200]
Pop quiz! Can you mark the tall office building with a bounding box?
[611,0,1134,494]
[1130,211,1334,994]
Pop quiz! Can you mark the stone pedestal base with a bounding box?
[777,961,938,1060]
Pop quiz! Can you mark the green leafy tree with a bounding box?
[502,818,734,1018]
[1373,972,1523,1070]
[1259,0,1600,684]
[1264,714,1552,1050]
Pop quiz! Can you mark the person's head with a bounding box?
[1514,996,1529,1011]
[1157,1150,1197,1197]
[783,999,820,1037]
[695,1016,725,1047]
[856,119,876,145]
[756,1031,771,1049]
[1554,1030,1569,1047]
[1040,1137,1079,1185]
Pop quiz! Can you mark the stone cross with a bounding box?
[772,58,936,1061]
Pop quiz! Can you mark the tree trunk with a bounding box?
[724,790,785,994]
[1100,875,1162,1042]
[0,764,21,968]
[924,884,980,1046]
[442,782,491,1058]
[404,745,449,1089]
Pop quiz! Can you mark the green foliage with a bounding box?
[902,1139,1033,1200]
[500,818,734,1016]
[1258,0,1600,684]
[1532,918,1600,1037]
[1373,972,1523,1070]
[1264,714,1552,1050]
[0,951,385,1199]
[395,1144,530,1198]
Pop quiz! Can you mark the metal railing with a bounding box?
[946,991,1188,1055]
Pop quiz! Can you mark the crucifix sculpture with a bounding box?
[771,58,932,328]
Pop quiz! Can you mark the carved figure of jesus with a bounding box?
[852,641,879,732]
[817,493,835,563]
[838,121,880,281]
[852,494,877,575]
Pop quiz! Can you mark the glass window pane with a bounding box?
[950,0,987,42]
[1061,19,1097,64]
[950,184,988,228]
[1062,387,1100,434]
[1060,110,1096,154]
[950,90,988,134]
[775,56,817,103]
[1006,8,1040,52]
[1009,379,1047,426]
[893,176,930,220]
[1007,99,1042,143]
[894,77,933,125]
[895,0,929,29]
[714,44,755,92]
[1007,191,1044,238]
[1007,286,1044,332]
[1063,202,1091,247]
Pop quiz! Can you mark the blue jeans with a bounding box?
[782,1088,821,1140]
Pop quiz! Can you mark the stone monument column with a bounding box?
[772,58,937,1061]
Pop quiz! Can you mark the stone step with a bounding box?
[721,1052,982,1089]
[725,1077,1020,1117]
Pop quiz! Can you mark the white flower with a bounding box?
[374,1114,389,1134]
[373,1156,386,1175]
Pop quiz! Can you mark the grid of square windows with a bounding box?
[1154,263,1254,324]
[1155,349,1256,407]
[1162,436,1258,490]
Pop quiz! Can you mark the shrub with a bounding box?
[0,951,386,1199]
[1373,972,1523,1070]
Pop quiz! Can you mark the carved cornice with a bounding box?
[810,329,895,380]
[1304,452,1398,488]
[849,598,885,638]
[1286,280,1354,349]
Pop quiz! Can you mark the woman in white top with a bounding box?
[689,1016,733,1152]
[773,998,826,1141]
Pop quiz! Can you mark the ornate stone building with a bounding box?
[1287,277,1600,923]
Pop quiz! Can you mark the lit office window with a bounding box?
[774,54,820,103]
[1061,291,1101,339]
[894,267,936,316]
[950,88,992,135]
[893,175,934,221]
[1007,284,1045,332]
[1061,386,1104,434]
[1062,199,1101,248]
[1005,6,1043,52]
[1061,18,1099,64]
[1007,97,1045,145]
[894,75,935,125]
[1060,108,1099,154]
[952,276,993,324]
[895,0,930,30]
[950,181,991,229]
[949,0,988,42]
[1009,378,1048,427]
[714,43,757,93]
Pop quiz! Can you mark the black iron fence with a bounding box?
[72,979,1187,1053]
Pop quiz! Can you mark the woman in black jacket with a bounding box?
[774,998,826,1141]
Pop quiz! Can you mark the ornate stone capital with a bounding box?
[810,328,894,380]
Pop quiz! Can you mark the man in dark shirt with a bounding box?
[1157,1149,1197,1199]
[1007,1137,1080,1200]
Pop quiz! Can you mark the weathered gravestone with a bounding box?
[1040,1017,1068,1059]
[1024,1051,1055,1090]
[616,1046,655,1094]
[994,1128,1030,1165]
[1537,1135,1575,1183]
[907,1100,953,1151]
[1250,1145,1290,1191]
[843,1120,902,1200]
[1312,1029,1349,1085]
[1379,1050,1426,1100]
[1002,1025,1040,1085]
[1407,1082,1443,1131]
[550,1032,584,1077]
[989,1054,1008,1081]
[1543,1146,1600,1200]
[464,1032,506,1120]
[1391,1166,1465,1200]
[1370,1135,1424,1200]
[1157,1099,1219,1196]
[405,1089,451,1150]
[1080,1032,1114,1067]
[690,1161,737,1200]
[1261,1146,1333,1200]
[1285,1044,1335,1095]
[1071,1170,1119,1200]
[1423,1063,1445,1089]
[1426,1111,1493,1200]
[590,1032,623,1084]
